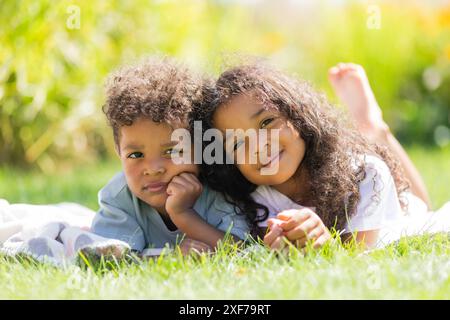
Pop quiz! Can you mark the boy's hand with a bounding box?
[277,209,331,249]
[166,173,203,216]
[179,238,212,256]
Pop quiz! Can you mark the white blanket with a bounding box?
[0,199,130,266]
[376,200,450,246]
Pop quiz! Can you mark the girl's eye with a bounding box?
[260,118,274,128]
[127,152,143,159]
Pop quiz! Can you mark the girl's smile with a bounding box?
[259,149,284,171]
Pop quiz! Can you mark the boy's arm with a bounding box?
[166,173,250,248]
[165,173,246,249]
[169,209,242,248]
[139,238,213,258]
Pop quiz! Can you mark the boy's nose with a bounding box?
[143,161,166,176]
[143,167,166,176]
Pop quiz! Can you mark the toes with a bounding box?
[330,63,354,77]
[328,67,342,84]
[328,66,339,75]
[346,63,366,77]
[335,63,361,74]
[328,67,340,80]
[347,63,363,70]
[337,62,348,71]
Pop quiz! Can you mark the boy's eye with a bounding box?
[164,148,183,156]
[260,117,274,128]
[127,152,143,159]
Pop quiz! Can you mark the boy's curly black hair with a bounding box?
[103,56,213,147]
[198,62,410,236]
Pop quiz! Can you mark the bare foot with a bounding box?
[78,241,130,261]
[328,63,389,142]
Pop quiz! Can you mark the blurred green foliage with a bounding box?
[1,0,449,172]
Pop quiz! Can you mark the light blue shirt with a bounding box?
[91,172,250,251]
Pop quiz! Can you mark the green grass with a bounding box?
[404,145,450,210]
[0,146,449,299]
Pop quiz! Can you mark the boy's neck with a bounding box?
[155,206,178,232]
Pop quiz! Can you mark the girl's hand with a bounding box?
[179,238,212,256]
[277,209,331,249]
[263,218,287,250]
[165,173,203,216]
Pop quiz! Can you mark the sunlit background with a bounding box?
[1,1,450,300]
[1,0,449,209]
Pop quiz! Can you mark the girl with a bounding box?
[200,61,449,249]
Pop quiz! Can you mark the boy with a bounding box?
[91,57,250,256]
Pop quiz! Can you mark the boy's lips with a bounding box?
[142,182,168,193]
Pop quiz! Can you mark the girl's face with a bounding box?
[213,93,306,186]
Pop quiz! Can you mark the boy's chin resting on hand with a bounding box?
[165,172,203,217]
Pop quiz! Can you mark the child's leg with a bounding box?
[1,222,66,264]
[328,63,431,208]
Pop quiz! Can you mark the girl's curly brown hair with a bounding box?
[198,62,410,235]
[103,56,213,147]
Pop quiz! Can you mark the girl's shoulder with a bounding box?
[251,185,298,210]
[251,185,307,227]
[355,154,397,208]
[353,154,391,179]
[251,185,273,200]
[350,154,395,196]
[344,154,403,233]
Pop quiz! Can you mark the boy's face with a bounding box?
[118,118,199,214]
[213,93,306,186]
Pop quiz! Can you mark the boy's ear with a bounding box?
[114,144,121,157]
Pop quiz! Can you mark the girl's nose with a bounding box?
[255,131,280,157]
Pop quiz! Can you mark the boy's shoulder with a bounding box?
[98,171,133,203]
[198,183,223,204]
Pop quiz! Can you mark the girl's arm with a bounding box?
[257,226,269,240]
[266,210,379,250]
